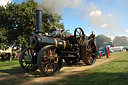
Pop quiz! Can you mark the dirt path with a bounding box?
[0,53,122,85]
[17,54,121,85]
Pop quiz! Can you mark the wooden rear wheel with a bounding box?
[81,40,96,65]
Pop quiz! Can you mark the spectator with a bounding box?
[12,52,15,59]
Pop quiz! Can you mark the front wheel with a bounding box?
[37,45,62,76]
[19,47,38,72]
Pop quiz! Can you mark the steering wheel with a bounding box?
[74,27,85,45]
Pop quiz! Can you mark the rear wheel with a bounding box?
[81,40,96,65]
[37,45,62,76]
[99,52,102,59]
[106,46,110,58]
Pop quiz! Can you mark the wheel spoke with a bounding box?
[90,56,93,61]
[42,61,49,65]
[43,57,47,61]
[53,53,57,58]
[52,49,56,55]
[76,30,81,35]
[53,63,59,71]
[54,56,60,62]
[92,53,96,55]
[76,36,80,38]
[91,47,94,50]
[27,50,31,57]
[47,50,50,58]
[88,55,93,62]
[87,56,91,62]
[55,56,60,59]
[80,30,82,35]
[43,53,47,57]
[49,49,52,56]
[26,64,30,69]
[79,38,83,44]
[45,64,49,72]
[24,63,27,67]
[86,52,89,55]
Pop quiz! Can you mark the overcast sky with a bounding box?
[1,0,128,39]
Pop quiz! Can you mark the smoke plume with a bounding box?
[37,0,82,14]
[37,0,123,36]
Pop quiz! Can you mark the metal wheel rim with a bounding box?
[74,27,85,45]
[39,46,62,75]
[19,48,38,72]
[86,41,96,64]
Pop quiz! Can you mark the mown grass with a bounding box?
[0,52,128,85]
[0,59,33,85]
[47,52,128,85]
[0,59,24,75]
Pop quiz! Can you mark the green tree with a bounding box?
[0,0,64,50]
[0,6,8,49]
[96,34,111,48]
[4,0,38,50]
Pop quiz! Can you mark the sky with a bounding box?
[1,0,128,39]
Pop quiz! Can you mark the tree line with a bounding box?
[96,34,128,48]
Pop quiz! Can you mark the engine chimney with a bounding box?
[36,10,42,33]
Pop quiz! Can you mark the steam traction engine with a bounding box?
[97,42,114,59]
[19,10,97,76]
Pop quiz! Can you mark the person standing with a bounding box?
[88,31,96,44]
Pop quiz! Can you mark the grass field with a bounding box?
[0,52,128,85]
[47,52,128,85]
[0,59,23,75]
[0,59,34,85]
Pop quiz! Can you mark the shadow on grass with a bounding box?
[0,64,128,84]
[0,66,33,85]
[0,66,25,75]
[28,62,86,77]
[0,74,32,85]
[2,71,127,85]
[0,62,85,78]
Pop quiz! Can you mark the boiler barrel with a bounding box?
[30,35,73,50]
